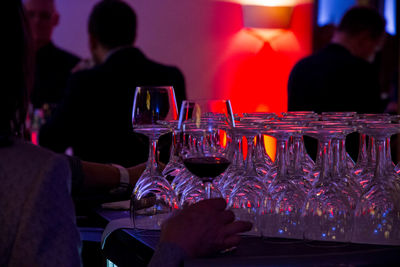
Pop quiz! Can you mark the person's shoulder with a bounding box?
[147,58,182,73]
[0,139,69,177]
[50,43,80,66]
[146,58,184,82]
[291,44,349,72]
[290,53,316,75]
[69,63,104,84]
[134,48,183,74]
[64,66,105,98]
[6,139,62,160]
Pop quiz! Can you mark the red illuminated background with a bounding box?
[53,0,314,157]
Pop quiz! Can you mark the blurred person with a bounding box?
[39,0,186,167]
[288,6,386,114]
[0,2,251,266]
[24,0,80,110]
[287,6,387,160]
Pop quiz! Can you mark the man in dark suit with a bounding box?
[39,0,186,167]
[24,0,80,109]
[287,6,387,160]
[287,6,386,114]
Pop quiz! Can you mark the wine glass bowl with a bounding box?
[177,100,235,202]
[132,86,178,125]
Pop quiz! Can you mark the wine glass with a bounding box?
[228,123,267,236]
[160,120,186,181]
[130,86,179,229]
[262,122,306,240]
[301,124,354,244]
[241,113,276,179]
[178,100,234,204]
[353,122,400,245]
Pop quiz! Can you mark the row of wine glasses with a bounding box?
[129,86,400,246]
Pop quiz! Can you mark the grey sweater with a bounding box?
[0,138,81,267]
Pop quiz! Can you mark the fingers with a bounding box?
[191,198,227,212]
[217,221,252,251]
[223,235,241,249]
[218,209,235,225]
[223,220,253,237]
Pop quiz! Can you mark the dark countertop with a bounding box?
[98,209,400,267]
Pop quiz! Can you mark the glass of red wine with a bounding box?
[177,100,235,204]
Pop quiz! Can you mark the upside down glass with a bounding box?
[130,86,179,229]
[353,123,400,245]
[228,124,266,236]
[301,125,354,243]
[262,123,306,240]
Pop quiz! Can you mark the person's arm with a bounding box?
[80,161,146,189]
[67,155,146,195]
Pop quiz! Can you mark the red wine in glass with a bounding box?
[183,157,231,182]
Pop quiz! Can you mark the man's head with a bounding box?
[24,0,59,50]
[88,0,137,63]
[332,6,386,62]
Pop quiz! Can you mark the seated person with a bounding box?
[1,3,251,266]
[39,0,186,167]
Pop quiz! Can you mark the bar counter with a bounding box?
[98,209,400,267]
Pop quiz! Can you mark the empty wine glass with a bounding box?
[262,123,306,240]
[241,113,276,178]
[280,113,317,183]
[321,112,358,170]
[160,120,185,181]
[220,123,246,200]
[352,115,393,190]
[353,122,400,245]
[301,125,354,243]
[228,123,266,236]
[130,86,179,229]
[178,100,234,204]
[352,114,391,177]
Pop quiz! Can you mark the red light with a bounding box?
[31,131,38,145]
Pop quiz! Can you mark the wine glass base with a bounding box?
[133,126,171,138]
[262,237,304,244]
[304,240,350,248]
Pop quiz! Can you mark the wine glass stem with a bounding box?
[374,138,387,178]
[205,181,212,199]
[244,135,256,173]
[170,130,178,159]
[146,137,159,175]
[293,136,302,174]
[276,138,289,178]
[357,133,367,164]
[319,139,331,182]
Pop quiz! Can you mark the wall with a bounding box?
[53,0,313,157]
[53,0,312,107]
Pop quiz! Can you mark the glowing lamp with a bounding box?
[242,5,293,29]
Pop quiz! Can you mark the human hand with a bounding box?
[159,198,252,258]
